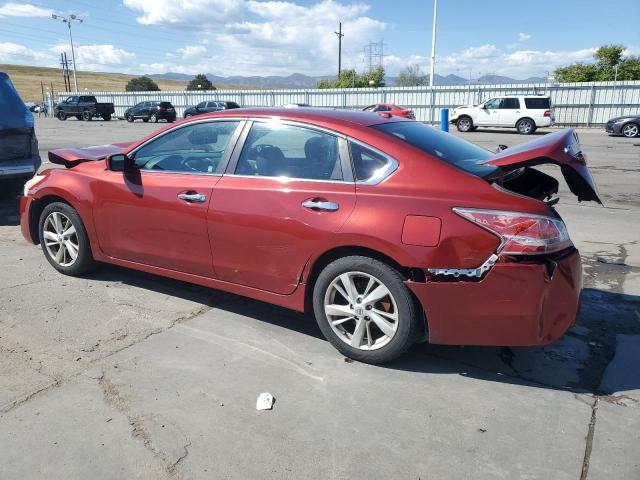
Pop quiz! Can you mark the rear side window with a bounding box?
[500,98,520,109]
[372,121,497,178]
[235,122,343,181]
[226,102,240,109]
[350,142,396,183]
[524,97,550,109]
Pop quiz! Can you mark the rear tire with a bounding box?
[312,255,420,364]
[456,116,473,132]
[622,122,639,138]
[38,202,97,276]
[82,110,92,121]
[56,111,67,121]
[516,117,535,134]
[103,114,111,121]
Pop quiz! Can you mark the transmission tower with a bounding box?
[364,40,385,72]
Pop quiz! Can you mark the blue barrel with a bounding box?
[440,108,449,132]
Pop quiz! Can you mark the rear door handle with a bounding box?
[178,192,207,203]
[302,200,339,211]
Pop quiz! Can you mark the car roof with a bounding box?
[195,107,409,127]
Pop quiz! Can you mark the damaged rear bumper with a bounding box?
[406,249,582,346]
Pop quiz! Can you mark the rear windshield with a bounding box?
[372,121,497,178]
[524,97,550,109]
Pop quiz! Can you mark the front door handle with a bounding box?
[302,200,339,211]
[178,192,207,203]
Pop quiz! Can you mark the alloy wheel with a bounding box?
[518,120,533,134]
[458,118,471,131]
[42,211,79,267]
[323,271,399,350]
[622,123,638,138]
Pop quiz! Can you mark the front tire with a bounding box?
[516,118,535,134]
[126,114,134,122]
[150,113,158,123]
[456,116,473,132]
[38,202,96,276]
[622,122,639,138]
[56,111,67,121]
[313,256,420,364]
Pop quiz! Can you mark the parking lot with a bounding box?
[1,118,639,479]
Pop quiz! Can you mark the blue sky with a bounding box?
[1,0,639,78]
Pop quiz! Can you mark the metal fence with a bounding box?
[57,81,640,126]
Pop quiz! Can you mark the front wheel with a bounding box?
[126,114,134,122]
[622,122,639,138]
[516,118,536,134]
[313,256,421,364]
[56,111,67,121]
[38,202,97,276]
[456,116,473,132]
[149,113,158,123]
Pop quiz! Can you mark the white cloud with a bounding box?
[0,2,52,17]
[176,45,207,59]
[122,0,243,26]
[50,44,136,70]
[518,32,531,42]
[0,42,49,61]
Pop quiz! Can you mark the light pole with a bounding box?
[51,13,83,92]
[429,0,438,123]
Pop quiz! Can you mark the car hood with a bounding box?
[48,141,134,168]
[481,128,602,204]
[608,116,639,122]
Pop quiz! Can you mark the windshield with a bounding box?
[372,121,498,177]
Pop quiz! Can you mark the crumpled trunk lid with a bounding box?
[482,129,602,204]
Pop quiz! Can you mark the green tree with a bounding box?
[186,74,215,91]
[317,67,386,89]
[395,64,428,86]
[125,76,160,92]
[554,44,640,82]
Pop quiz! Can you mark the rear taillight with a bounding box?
[544,110,551,117]
[407,110,415,119]
[157,105,164,112]
[454,208,572,255]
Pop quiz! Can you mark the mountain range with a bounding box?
[149,72,548,89]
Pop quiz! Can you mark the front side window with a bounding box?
[132,121,240,174]
[66,96,78,103]
[235,122,343,181]
[484,98,502,109]
[197,102,206,109]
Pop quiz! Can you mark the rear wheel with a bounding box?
[516,118,535,134]
[456,116,473,132]
[56,111,67,121]
[102,114,111,121]
[82,110,93,121]
[150,113,158,123]
[622,122,639,138]
[38,202,97,276]
[313,256,420,364]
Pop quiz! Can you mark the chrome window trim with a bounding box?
[126,118,246,176]
[347,137,399,186]
[224,174,352,185]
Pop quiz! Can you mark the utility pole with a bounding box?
[52,13,83,92]
[429,0,438,123]
[335,22,344,77]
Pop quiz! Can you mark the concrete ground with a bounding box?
[1,118,639,479]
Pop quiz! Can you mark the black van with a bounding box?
[0,71,41,191]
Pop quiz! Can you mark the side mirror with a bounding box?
[107,153,134,172]
[496,144,509,153]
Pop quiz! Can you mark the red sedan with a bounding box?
[21,108,600,363]
[363,103,415,119]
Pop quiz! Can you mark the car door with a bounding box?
[131,102,145,118]
[209,120,356,295]
[476,98,501,126]
[93,120,243,277]
[498,97,521,126]
[65,96,79,115]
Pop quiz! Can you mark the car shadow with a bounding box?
[83,262,640,396]
[463,128,549,136]
[0,191,20,226]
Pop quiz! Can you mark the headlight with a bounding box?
[23,175,45,196]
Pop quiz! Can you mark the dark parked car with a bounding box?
[605,115,639,138]
[54,95,115,121]
[125,101,176,123]
[21,109,600,364]
[0,71,41,191]
[183,101,240,118]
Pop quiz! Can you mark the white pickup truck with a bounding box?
[450,95,555,134]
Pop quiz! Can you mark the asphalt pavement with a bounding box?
[1,118,638,479]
